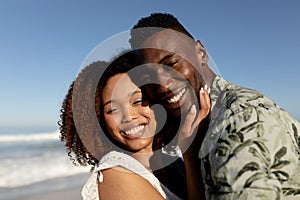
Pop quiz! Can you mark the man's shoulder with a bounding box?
[217,80,271,111]
[212,76,268,109]
[211,76,300,126]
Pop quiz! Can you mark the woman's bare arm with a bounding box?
[98,167,165,200]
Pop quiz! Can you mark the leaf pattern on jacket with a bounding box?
[201,76,300,199]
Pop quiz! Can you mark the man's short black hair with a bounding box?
[130,13,194,48]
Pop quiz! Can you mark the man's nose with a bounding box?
[156,69,175,94]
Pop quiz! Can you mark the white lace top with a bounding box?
[81,151,181,200]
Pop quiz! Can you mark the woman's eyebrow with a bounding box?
[103,100,113,107]
[103,90,141,107]
[129,89,142,97]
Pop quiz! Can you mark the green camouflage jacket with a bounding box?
[200,76,300,199]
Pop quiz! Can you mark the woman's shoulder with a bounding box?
[97,151,166,200]
[98,166,165,200]
[82,151,182,200]
[97,151,148,175]
[99,151,133,165]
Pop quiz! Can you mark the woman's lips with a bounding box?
[122,125,145,139]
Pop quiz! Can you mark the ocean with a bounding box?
[0,128,90,199]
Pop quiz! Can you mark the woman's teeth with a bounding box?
[167,88,186,104]
[124,125,145,135]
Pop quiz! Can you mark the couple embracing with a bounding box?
[60,13,300,200]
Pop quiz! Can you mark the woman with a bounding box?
[59,52,210,199]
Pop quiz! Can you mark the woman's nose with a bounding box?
[121,106,137,123]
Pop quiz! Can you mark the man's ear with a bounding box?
[195,40,208,64]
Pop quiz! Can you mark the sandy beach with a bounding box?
[19,186,82,200]
[1,173,90,200]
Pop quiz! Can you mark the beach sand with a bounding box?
[19,186,82,200]
[2,173,90,200]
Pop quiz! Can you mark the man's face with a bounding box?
[135,29,206,118]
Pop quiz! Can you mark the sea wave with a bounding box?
[0,148,89,188]
[0,128,91,189]
[0,130,60,143]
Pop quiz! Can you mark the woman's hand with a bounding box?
[178,85,211,154]
[178,85,211,200]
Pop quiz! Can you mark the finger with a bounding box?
[199,85,211,119]
[181,104,197,137]
[200,88,210,109]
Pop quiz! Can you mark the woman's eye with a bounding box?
[132,95,143,105]
[133,99,142,105]
[107,107,118,114]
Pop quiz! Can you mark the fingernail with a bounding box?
[190,105,196,113]
[200,87,204,93]
[208,87,211,94]
[205,84,208,90]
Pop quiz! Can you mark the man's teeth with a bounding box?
[124,125,145,135]
[167,88,186,104]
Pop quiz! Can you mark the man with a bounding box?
[130,13,300,199]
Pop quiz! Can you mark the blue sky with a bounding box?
[0,0,299,132]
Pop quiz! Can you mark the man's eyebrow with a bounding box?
[158,53,175,64]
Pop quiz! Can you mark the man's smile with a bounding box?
[167,87,186,104]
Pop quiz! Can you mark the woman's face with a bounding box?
[102,73,157,152]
